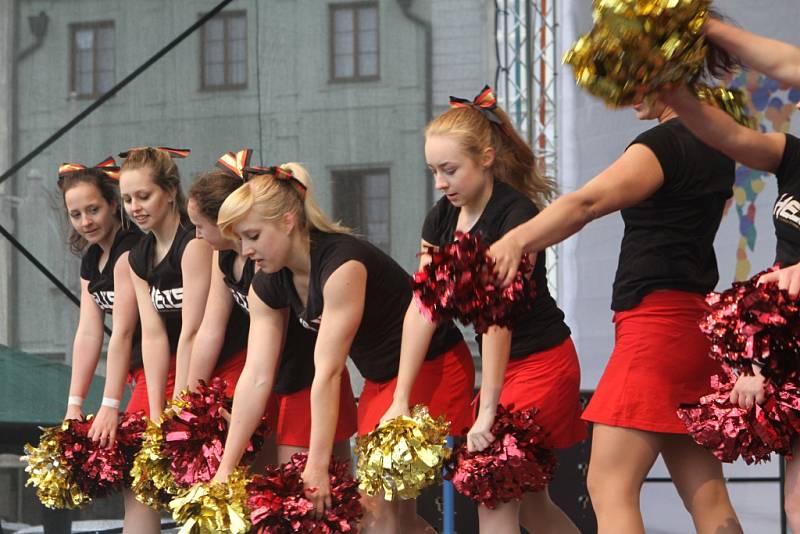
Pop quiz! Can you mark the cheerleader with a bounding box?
[380,86,585,534]
[212,163,472,533]
[58,159,150,532]
[180,151,251,397]
[659,19,800,531]
[120,147,212,420]
[185,149,357,465]
[490,55,744,533]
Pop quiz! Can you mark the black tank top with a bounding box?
[128,222,245,360]
[252,231,463,383]
[217,250,315,394]
[612,119,735,311]
[80,226,144,369]
[422,181,571,358]
[773,134,800,266]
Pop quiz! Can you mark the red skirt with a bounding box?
[125,357,177,418]
[357,341,475,437]
[212,349,248,397]
[582,290,723,434]
[475,337,587,449]
[265,370,358,447]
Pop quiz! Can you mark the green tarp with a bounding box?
[0,345,129,425]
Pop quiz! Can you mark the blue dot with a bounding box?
[789,88,800,103]
[751,88,769,110]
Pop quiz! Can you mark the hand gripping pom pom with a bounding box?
[678,367,800,464]
[248,452,363,533]
[160,378,270,488]
[356,405,451,500]
[701,269,800,383]
[447,405,557,509]
[22,412,148,509]
[412,232,536,334]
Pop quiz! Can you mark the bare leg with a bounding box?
[122,489,161,534]
[586,424,661,534]
[661,433,742,534]
[784,441,800,533]
[519,488,579,534]
[477,499,521,534]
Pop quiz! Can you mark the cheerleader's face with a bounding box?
[234,209,292,273]
[120,167,176,231]
[64,181,118,245]
[187,198,231,251]
[425,134,494,208]
[633,99,666,120]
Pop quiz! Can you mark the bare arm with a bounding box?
[382,242,439,420]
[173,239,213,395]
[467,326,512,451]
[705,19,800,88]
[88,253,138,445]
[130,271,171,418]
[214,285,285,481]
[663,85,786,173]
[491,143,665,287]
[303,262,366,513]
[65,279,106,419]
[186,251,235,390]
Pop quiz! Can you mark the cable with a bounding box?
[0,222,111,335]
[0,0,236,186]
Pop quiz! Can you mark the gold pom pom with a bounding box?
[355,405,451,500]
[22,423,90,509]
[564,0,711,106]
[130,417,179,510]
[695,85,757,129]
[169,467,251,534]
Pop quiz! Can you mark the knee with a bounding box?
[679,481,732,516]
[586,466,640,512]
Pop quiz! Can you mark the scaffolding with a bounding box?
[494,0,559,297]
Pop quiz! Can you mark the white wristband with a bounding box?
[101,397,121,409]
[67,396,84,407]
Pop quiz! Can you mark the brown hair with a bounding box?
[690,10,741,86]
[425,103,556,210]
[217,162,350,240]
[188,170,242,222]
[59,169,122,255]
[120,147,188,219]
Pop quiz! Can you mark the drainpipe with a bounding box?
[397,0,433,207]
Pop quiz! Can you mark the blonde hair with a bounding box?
[120,147,187,218]
[217,162,350,239]
[425,105,556,210]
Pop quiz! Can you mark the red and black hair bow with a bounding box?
[215,148,253,181]
[58,156,120,184]
[118,146,191,159]
[449,85,503,125]
[244,165,307,199]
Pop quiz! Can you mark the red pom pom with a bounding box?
[677,367,800,464]
[412,232,536,334]
[447,405,556,508]
[702,269,800,382]
[59,412,148,499]
[160,378,270,488]
[247,452,362,533]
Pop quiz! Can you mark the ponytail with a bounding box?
[217,162,350,240]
